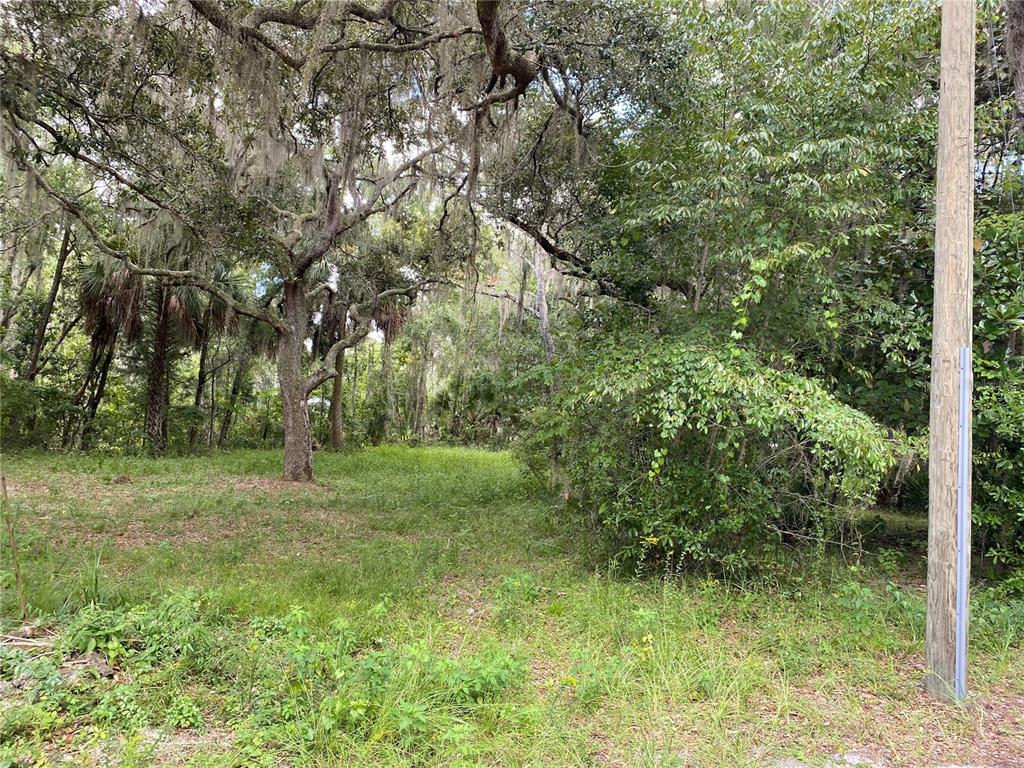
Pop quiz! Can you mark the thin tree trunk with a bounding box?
[81,332,117,449]
[533,242,565,490]
[534,244,555,365]
[161,363,170,446]
[2,251,15,300]
[515,255,529,332]
[32,312,80,378]
[328,347,346,449]
[1,261,37,338]
[350,345,359,434]
[23,225,71,380]
[62,329,103,448]
[365,344,374,403]
[207,363,217,447]
[145,282,172,454]
[381,340,395,441]
[279,282,313,481]
[219,347,252,448]
[1008,0,1024,125]
[452,289,478,438]
[414,335,429,440]
[188,306,212,450]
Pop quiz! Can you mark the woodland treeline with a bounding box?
[1,1,1022,584]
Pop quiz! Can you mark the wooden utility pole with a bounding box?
[926,0,975,702]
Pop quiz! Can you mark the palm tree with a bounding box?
[71,262,144,449]
[187,288,234,451]
[141,278,205,454]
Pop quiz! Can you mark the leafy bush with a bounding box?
[972,212,1024,573]
[0,377,79,449]
[61,590,216,670]
[165,694,204,729]
[539,336,899,575]
[974,380,1024,590]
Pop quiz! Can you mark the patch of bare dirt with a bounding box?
[7,473,327,502]
[77,506,364,553]
[35,728,236,768]
[9,468,362,552]
[882,686,1024,768]
[436,575,494,631]
[528,656,561,694]
[220,476,325,493]
[111,519,221,549]
[587,726,625,767]
[143,727,237,767]
[747,675,1024,768]
[6,476,135,501]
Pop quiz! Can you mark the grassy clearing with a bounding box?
[1,448,1022,767]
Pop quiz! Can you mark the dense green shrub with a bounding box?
[974,381,1024,590]
[0,378,78,448]
[970,213,1024,589]
[539,336,899,575]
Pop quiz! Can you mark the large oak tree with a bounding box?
[2,0,557,478]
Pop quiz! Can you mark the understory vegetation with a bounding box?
[541,336,899,575]
[1,450,1022,767]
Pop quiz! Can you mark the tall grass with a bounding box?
[1,448,1021,766]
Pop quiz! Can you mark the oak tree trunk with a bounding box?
[279,282,313,481]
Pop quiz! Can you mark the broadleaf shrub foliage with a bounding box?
[544,336,899,574]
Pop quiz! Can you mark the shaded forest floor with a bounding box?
[1,448,1022,767]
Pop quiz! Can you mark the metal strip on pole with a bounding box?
[955,346,971,700]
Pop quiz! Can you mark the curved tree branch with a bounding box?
[190,0,422,71]
[11,144,288,334]
[322,26,477,54]
[292,146,440,277]
[472,0,541,112]
[304,278,434,393]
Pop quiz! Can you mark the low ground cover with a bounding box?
[1,448,1021,767]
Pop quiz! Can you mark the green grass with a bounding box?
[1,448,1022,767]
